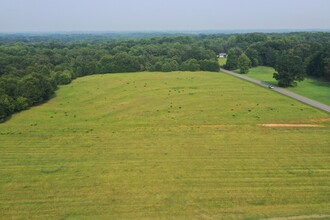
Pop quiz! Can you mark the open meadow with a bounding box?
[0,71,329,219]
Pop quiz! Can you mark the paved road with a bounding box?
[220,68,330,113]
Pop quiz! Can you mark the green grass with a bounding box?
[219,57,227,66]
[0,71,329,219]
[245,66,330,106]
[244,66,277,85]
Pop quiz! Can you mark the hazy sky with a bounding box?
[0,0,329,32]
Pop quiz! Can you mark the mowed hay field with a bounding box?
[0,71,330,219]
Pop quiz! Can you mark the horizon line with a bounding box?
[1,28,330,35]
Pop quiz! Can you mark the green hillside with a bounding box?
[0,71,329,219]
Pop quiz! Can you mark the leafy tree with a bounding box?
[51,70,72,85]
[225,48,242,70]
[0,76,20,97]
[153,62,163,72]
[0,94,14,122]
[245,48,259,67]
[161,60,179,72]
[293,43,311,62]
[307,52,324,77]
[180,59,200,71]
[15,96,29,111]
[273,53,305,87]
[97,55,114,73]
[238,54,251,74]
[199,59,220,72]
[259,46,279,66]
[19,74,56,104]
[111,52,141,73]
[306,43,330,81]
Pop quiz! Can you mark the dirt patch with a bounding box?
[260,124,324,127]
[262,214,330,220]
[310,118,330,122]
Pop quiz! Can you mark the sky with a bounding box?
[0,0,330,32]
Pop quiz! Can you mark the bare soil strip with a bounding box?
[260,124,324,127]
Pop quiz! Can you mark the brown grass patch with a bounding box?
[310,118,330,122]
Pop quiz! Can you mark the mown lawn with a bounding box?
[0,71,329,219]
[218,57,227,66]
[245,66,330,106]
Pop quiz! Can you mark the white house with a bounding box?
[217,53,227,58]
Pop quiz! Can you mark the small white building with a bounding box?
[217,53,227,58]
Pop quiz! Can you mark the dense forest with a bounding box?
[0,32,329,122]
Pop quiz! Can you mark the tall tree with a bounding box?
[273,53,305,87]
[238,53,251,74]
[245,48,260,67]
[225,48,240,70]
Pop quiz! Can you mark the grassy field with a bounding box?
[0,71,329,219]
[244,66,330,106]
[219,57,227,66]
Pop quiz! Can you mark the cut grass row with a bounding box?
[0,71,329,219]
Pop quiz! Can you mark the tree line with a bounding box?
[222,33,330,86]
[1,32,329,122]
